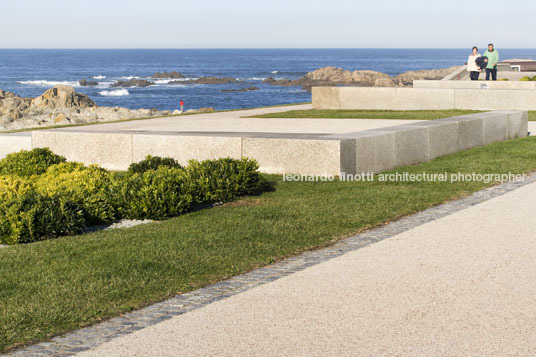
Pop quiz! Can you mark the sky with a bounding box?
[2,0,535,48]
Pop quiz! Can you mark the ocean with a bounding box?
[1,49,535,111]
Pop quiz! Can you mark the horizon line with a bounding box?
[1,47,536,50]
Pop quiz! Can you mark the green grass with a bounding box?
[245,109,483,120]
[2,136,536,352]
[1,102,311,134]
[247,109,536,121]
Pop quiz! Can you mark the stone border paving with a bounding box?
[5,172,536,357]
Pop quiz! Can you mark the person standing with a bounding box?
[179,99,184,113]
[483,43,499,80]
[467,46,481,80]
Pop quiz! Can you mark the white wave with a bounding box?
[271,71,279,74]
[98,89,129,96]
[247,77,267,81]
[119,76,140,80]
[92,75,106,79]
[95,81,115,88]
[17,80,80,87]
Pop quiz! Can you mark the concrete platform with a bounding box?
[0,105,529,175]
[313,86,536,111]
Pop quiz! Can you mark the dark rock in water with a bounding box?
[111,79,153,88]
[79,79,99,86]
[194,77,241,85]
[221,86,259,93]
[152,71,185,79]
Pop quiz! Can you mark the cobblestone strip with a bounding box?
[5,173,536,356]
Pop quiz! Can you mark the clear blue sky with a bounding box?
[2,0,535,48]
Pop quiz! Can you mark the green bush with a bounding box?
[0,191,85,245]
[0,148,66,177]
[0,175,34,201]
[35,163,121,224]
[120,167,194,220]
[185,157,267,203]
[128,155,182,174]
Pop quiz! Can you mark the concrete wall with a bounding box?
[27,111,528,176]
[328,111,528,174]
[413,80,536,90]
[312,86,536,111]
[0,133,32,159]
[31,130,353,175]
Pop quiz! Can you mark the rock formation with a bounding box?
[111,79,153,88]
[221,86,259,93]
[0,85,169,131]
[79,79,99,86]
[152,71,185,79]
[263,66,462,90]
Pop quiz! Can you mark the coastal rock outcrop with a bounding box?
[31,85,96,109]
[152,71,185,79]
[0,85,170,130]
[263,65,462,90]
[0,89,31,123]
[79,79,99,86]
[111,79,153,88]
[221,86,259,93]
[393,66,460,86]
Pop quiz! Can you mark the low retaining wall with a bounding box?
[313,86,536,111]
[28,111,527,175]
[414,80,536,90]
[31,130,357,175]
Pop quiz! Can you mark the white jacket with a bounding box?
[467,54,481,72]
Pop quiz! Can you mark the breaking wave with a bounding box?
[92,75,106,79]
[17,80,80,87]
[98,89,129,96]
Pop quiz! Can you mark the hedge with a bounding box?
[0,148,267,244]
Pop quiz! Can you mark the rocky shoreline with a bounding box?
[0,85,213,131]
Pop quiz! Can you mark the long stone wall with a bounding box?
[27,111,527,175]
[313,87,536,111]
[413,80,536,90]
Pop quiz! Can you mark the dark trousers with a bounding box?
[470,71,480,80]
[485,68,497,80]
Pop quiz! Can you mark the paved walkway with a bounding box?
[67,178,536,356]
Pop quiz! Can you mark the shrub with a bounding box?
[119,167,194,220]
[0,148,66,177]
[0,175,34,201]
[184,157,267,203]
[128,155,182,174]
[35,163,121,224]
[0,191,85,245]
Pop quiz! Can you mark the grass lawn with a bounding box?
[247,109,536,121]
[2,136,536,352]
[245,109,483,120]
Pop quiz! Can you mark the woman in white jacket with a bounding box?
[467,46,481,80]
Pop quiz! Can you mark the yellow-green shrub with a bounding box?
[0,148,66,177]
[0,175,34,201]
[35,163,120,224]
